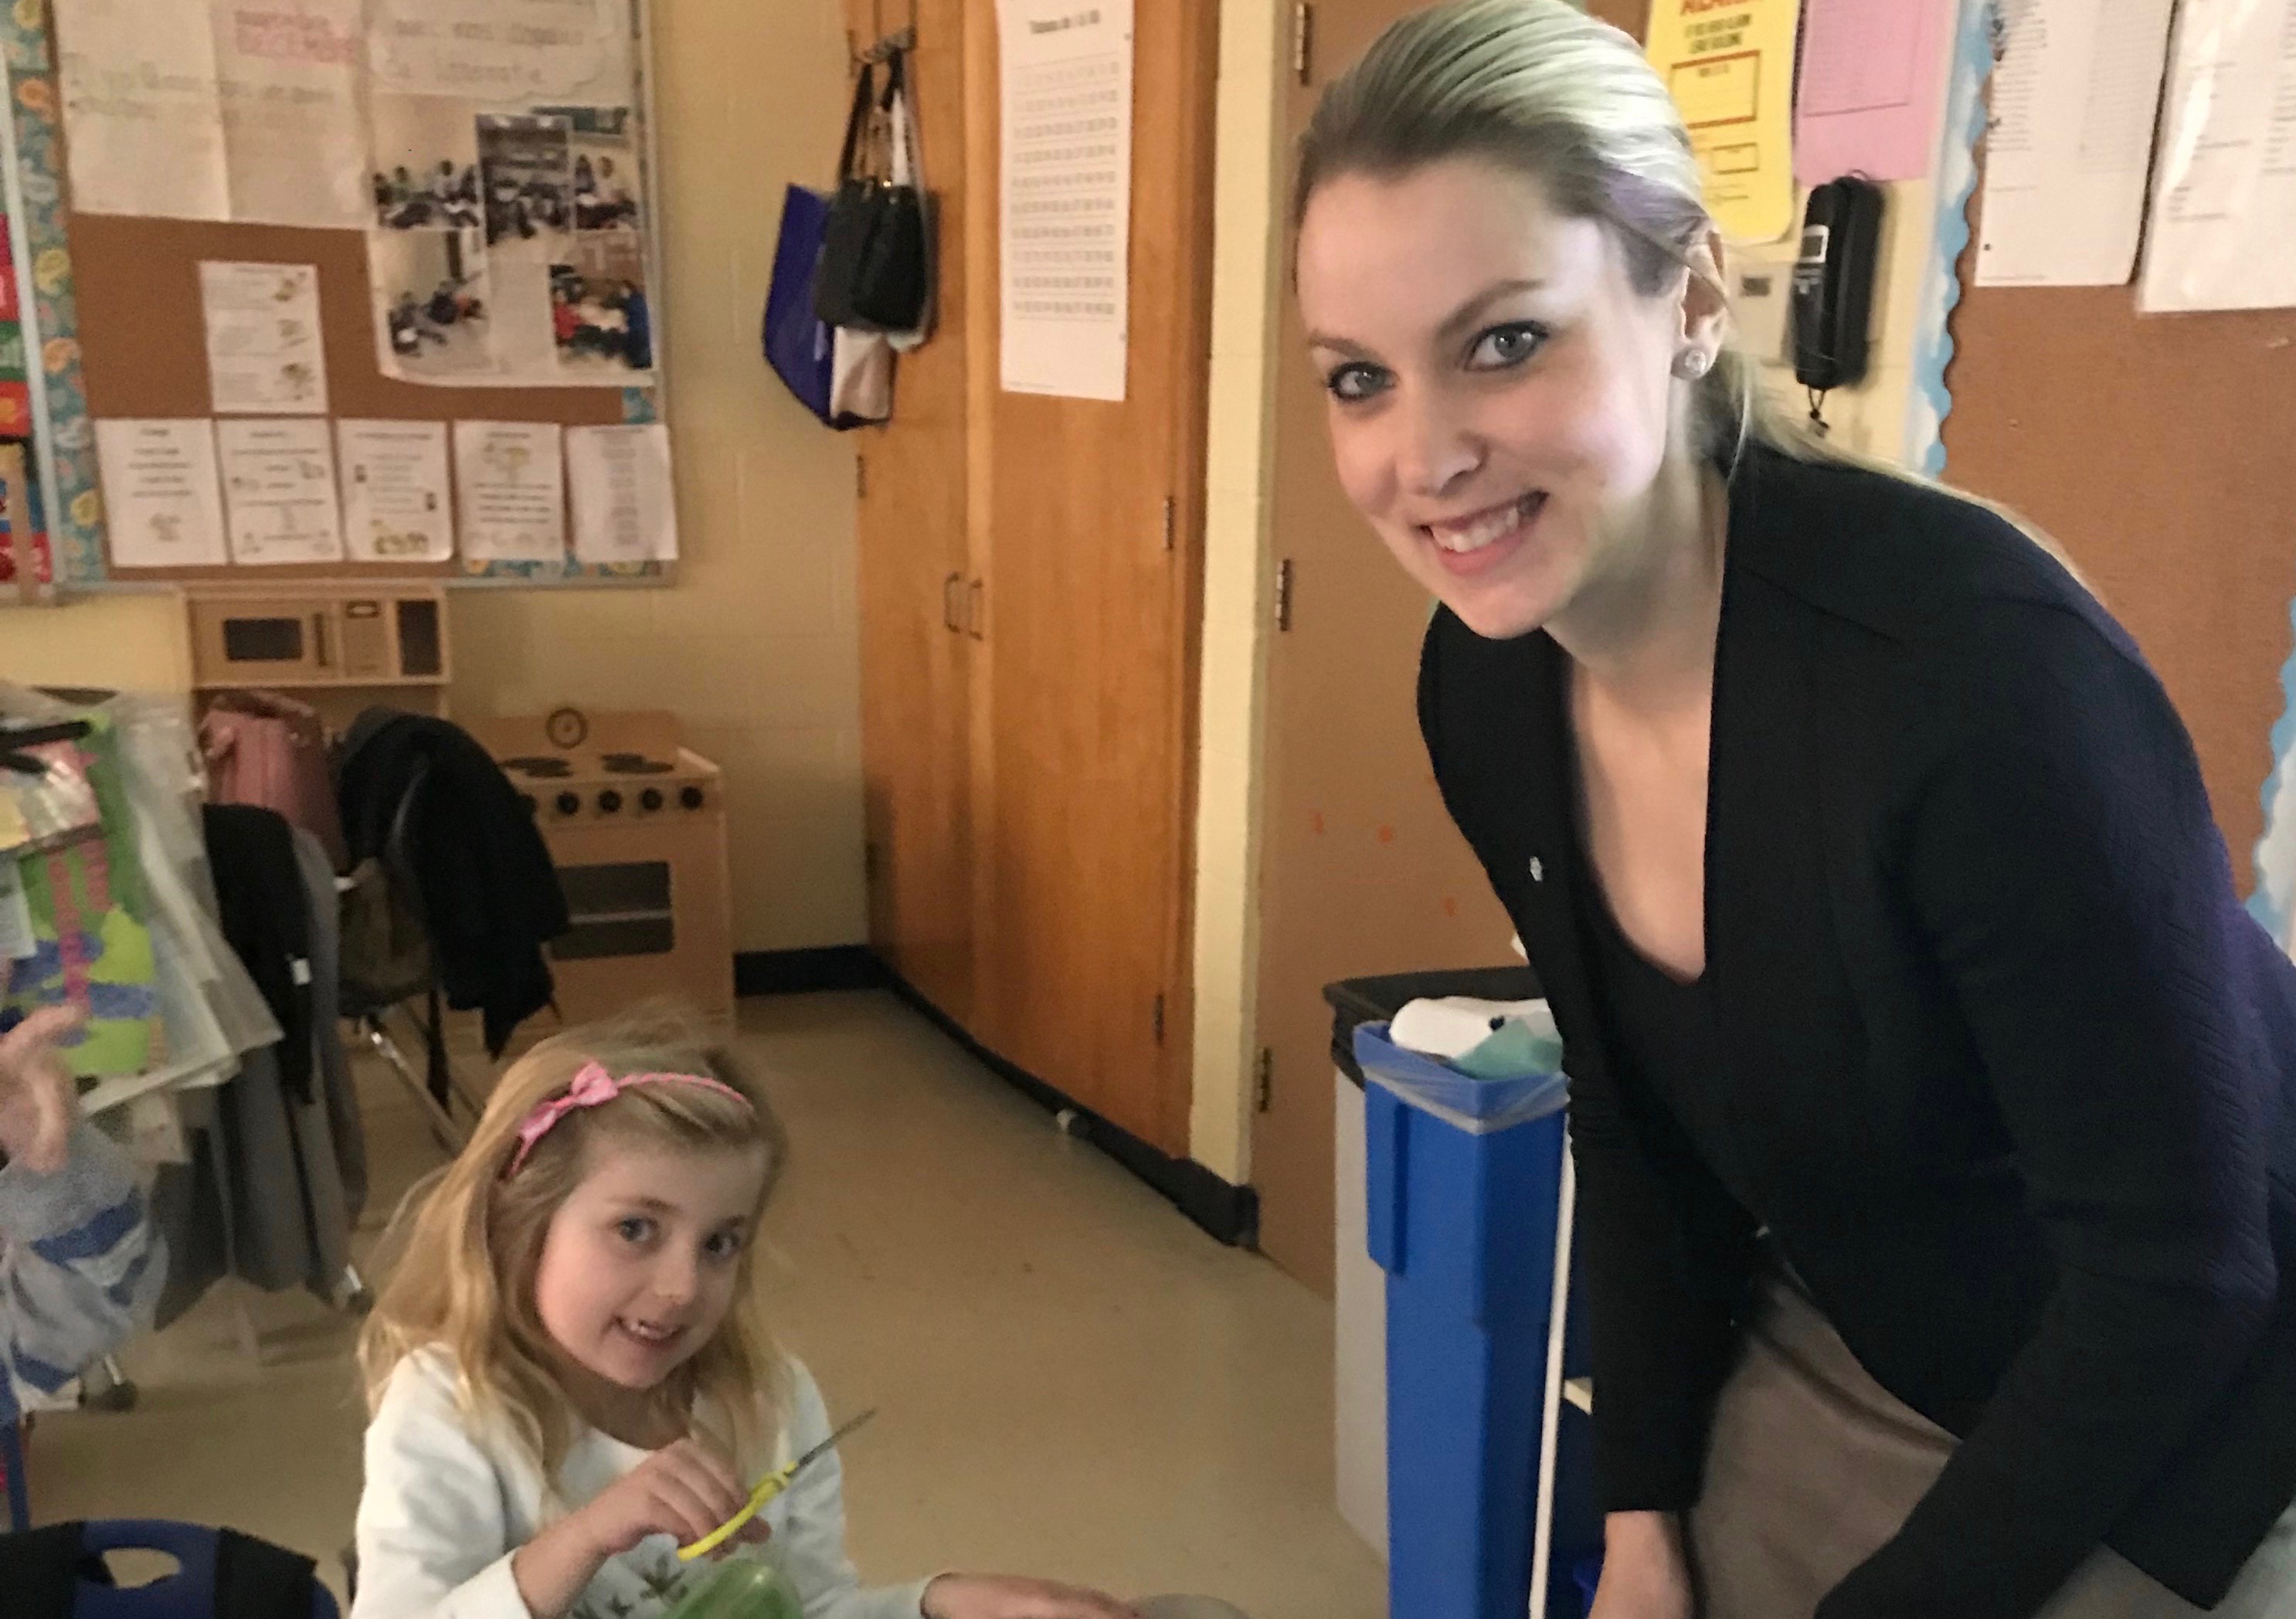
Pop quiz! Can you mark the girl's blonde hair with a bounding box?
[358,1006,791,1485]
[1292,0,1849,473]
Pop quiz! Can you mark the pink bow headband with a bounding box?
[504,1060,752,1176]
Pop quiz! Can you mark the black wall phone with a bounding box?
[1790,176,1885,419]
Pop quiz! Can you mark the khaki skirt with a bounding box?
[1690,1263,2296,1619]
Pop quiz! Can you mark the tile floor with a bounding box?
[25,992,1386,1618]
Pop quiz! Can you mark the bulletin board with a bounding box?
[1934,94,2296,894]
[0,0,670,591]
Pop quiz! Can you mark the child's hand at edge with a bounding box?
[0,1006,87,1174]
[922,1573,1144,1619]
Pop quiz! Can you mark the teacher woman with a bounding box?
[1289,5,2296,1617]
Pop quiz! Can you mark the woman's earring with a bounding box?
[1672,348,1713,381]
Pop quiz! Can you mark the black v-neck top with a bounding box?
[1418,443,2296,1619]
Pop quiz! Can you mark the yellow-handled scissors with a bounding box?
[678,1407,878,1562]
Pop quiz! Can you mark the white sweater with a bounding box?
[353,1349,931,1619]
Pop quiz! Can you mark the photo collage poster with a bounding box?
[363,1,654,387]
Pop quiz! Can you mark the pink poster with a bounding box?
[1794,0,1954,184]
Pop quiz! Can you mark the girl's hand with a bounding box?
[571,1437,757,1559]
[514,1440,766,1619]
[921,1574,1143,1619]
[0,1006,86,1174]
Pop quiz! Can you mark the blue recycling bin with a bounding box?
[1357,1021,1574,1619]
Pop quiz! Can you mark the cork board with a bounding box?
[1940,228,2296,894]
[2,0,665,590]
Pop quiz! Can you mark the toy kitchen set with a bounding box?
[472,708,734,1027]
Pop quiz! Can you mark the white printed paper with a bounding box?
[367,0,633,104]
[566,423,674,563]
[997,0,1133,401]
[212,0,369,227]
[56,0,232,220]
[453,420,565,562]
[337,419,453,562]
[201,262,328,415]
[2139,0,2296,312]
[93,419,230,569]
[1974,0,2178,287]
[57,0,369,226]
[216,417,345,565]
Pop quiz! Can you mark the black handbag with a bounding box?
[813,52,929,333]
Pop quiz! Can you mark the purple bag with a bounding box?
[763,183,841,426]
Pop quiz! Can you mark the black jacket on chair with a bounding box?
[337,711,568,1055]
[1418,445,2296,1619]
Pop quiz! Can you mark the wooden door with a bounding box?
[853,0,977,1021]
[966,0,1216,1155]
[1247,0,1646,1291]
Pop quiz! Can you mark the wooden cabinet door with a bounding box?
[1248,0,1521,1295]
[965,0,1215,1156]
[854,0,977,1022]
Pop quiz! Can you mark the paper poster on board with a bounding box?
[1793,0,1952,184]
[566,423,674,563]
[366,103,651,387]
[1975,0,2177,288]
[1645,0,1802,243]
[453,419,565,562]
[93,419,230,569]
[201,262,328,415]
[55,0,232,221]
[366,0,634,104]
[338,419,454,562]
[2139,0,2296,312]
[216,416,345,565]
[212,0,369,229]
[56,0,369,227]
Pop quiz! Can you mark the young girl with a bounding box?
[352,1012,1156,1619]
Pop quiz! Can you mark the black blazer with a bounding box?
[1418,446,2296,1619]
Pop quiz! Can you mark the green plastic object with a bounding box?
[1450,1017,1564,1081]
[660,1556,804,1619]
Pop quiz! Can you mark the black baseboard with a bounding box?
[877,970,1260,1249]
[732,945,890,996]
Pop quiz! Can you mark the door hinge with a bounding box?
[863,840,881,881]
[1160,494,1177,552]
[1255,1047,1273,1113]
[1274,558,1295,632]
[855,454,868,500]
[1152,993,1167,1045]
[1291,1,1313,83]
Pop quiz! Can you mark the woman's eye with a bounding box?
[1466,322,1548,371]
[704,1230,744,1262]
[615,1217,655,1245]
[1325,361,1391,403]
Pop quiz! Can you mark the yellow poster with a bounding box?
[1645,0,1802,243]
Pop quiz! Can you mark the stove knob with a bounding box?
[598,789,623,815]
[640,788,664,813]
[680,785,705,811]
[518,793,537,816]
[555,791,581,817]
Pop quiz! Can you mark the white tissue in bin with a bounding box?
[1389,996,1560,1063]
